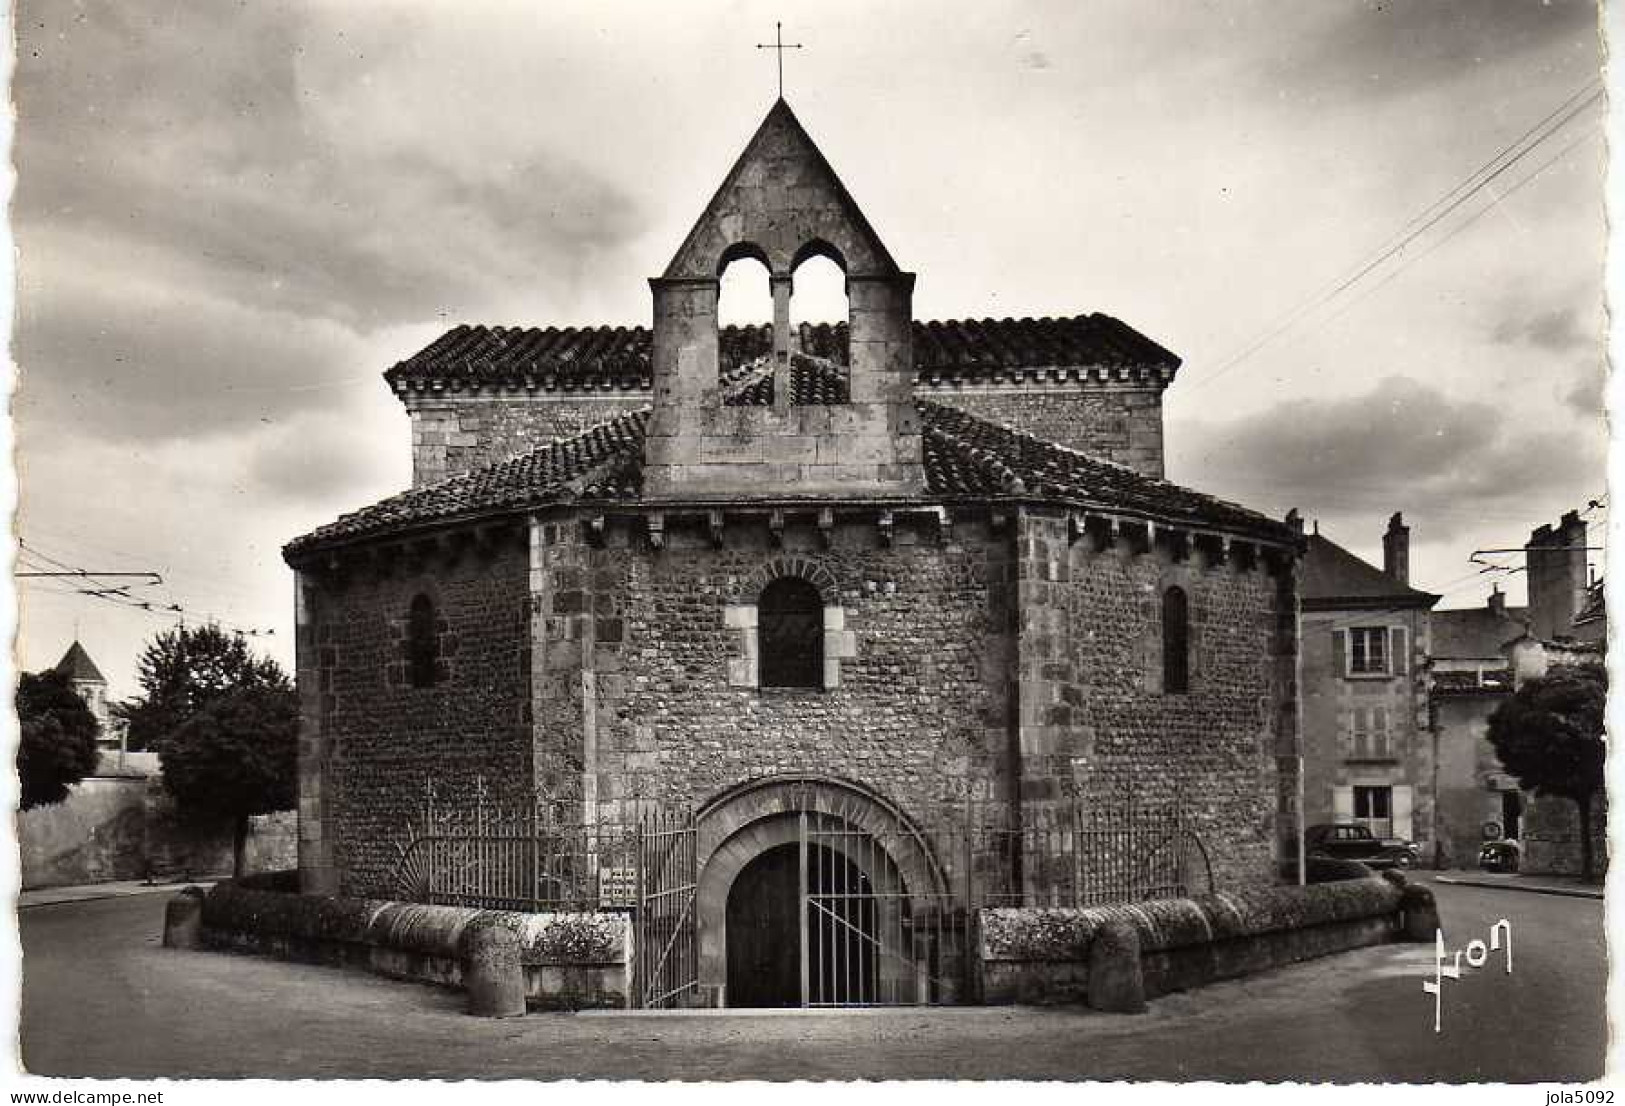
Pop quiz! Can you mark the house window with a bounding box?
[1349,707,1393,759]
[1162,586,1190,694]
[1348,627,1390,675]
[759,577,823,688]
[407,594,439,688]
[1353,785,1393,838]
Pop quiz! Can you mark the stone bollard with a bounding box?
[1397,882,1441,942]
[462,913,526,1018]
[161,886,207,949]
[1085,919,1147,1014]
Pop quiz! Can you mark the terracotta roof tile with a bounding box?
[287,401,1288,557]
[722,354,850,406]
[384,314,1178,397]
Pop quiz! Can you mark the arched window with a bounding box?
[407,594,438,688]
[1162,586,1190,694]
[759,577,823,689]
[790,252,848,329]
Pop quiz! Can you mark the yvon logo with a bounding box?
[1423,918,1511,1032]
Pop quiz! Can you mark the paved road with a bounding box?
[16,876,1608,1081]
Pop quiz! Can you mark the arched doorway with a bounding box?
[694,775,958,1008]
[724,840,880,1007]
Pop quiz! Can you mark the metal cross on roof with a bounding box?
[755,21,803,99]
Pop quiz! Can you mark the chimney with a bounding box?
[1382,512,1410,585]
[1526,510,1588,640]
[1487,584,1507,618]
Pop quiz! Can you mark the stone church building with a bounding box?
[285,100,1302,1006]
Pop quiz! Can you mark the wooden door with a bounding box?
[726,843,802,1007]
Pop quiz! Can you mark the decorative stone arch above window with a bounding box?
[724,556,856,690]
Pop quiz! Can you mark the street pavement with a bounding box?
[14,874,1609,1081]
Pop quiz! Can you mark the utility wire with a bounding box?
[16,539,277,637]
[1185,80,1604,393]
[1306,127,1600,336]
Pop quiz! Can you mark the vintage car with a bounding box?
[1303,823,1420,869]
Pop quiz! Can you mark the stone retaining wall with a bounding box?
[196,881,630,1010]
[976,874,1433,1009]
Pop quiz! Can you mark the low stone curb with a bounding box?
[1433,875,1603,901]
[19,880,218,910]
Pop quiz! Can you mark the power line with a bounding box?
[16,539,278,638]
[1184,80,1604,393]
[1305,127,1600,336]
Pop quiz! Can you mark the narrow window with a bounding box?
[1350,707,1369,758]
[759,577,824,689]
[1162,586,1190,694]
[408,594,438,688]
[1353,785,1393,838]
[1348,627,1390,675]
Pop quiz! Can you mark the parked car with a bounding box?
[1303,823,1420,869]
[1478,839,1521,873]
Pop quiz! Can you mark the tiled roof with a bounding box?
[915,401,1286,536]
[54,640,105,684]
[1300,533,1439,608]
[384,315,1179,397]
[286,402,1289,557]
[722,354,850,406]
[1431,604,1530,659]
[286,409,650,554]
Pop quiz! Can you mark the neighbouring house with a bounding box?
[1429,588,1528,867]
[1430,509,1606,877]
[1299,513,1439,857]
[281,97,1306,1008]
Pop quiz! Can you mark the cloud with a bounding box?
[1172,376,1605,541]
[13,234,380,443]
[1565,370,1606,416]
[12,1,648,331]
[1492,306,1597,353]
[1256,0,1597,105]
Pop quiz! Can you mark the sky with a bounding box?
[8,0,1611,699]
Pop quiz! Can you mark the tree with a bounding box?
[121,623,289,752]
[161,683,298,877]
[1486,663,1607,882]
[17,669,102,810]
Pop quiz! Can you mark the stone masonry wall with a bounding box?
[406,397,648,487]
[533,511,1015,823]
[302,543,533,896]
[1522,789,1607,877]
[534,505,1287,893]
[1011,510,1290,889]
[407,385,1166,487]
[926,387,1165,478]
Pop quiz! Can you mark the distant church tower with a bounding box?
[54,640,113,742]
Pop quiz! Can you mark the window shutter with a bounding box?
[1392,785,1414,841]
[1333,785,1354,821]
[1333,629,1348,677]
[1390,625,1408,676]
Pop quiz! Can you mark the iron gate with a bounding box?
[632,811,699,1009]
[798,807,966,1007]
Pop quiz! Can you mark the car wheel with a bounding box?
[1393,853,1414,869]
